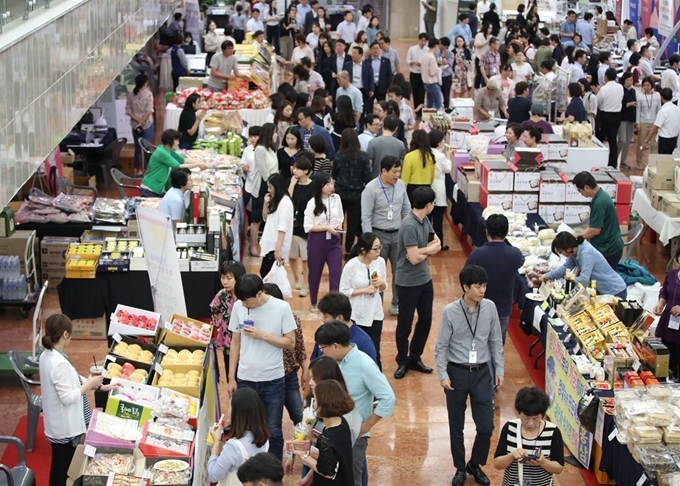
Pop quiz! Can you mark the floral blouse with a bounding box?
[125,88,154,130]
[283,313,306,376]
[210,289,235,349]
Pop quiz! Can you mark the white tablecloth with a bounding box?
[164,103,274,135]
[631,188,680,245]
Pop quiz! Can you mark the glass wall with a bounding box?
[0,0,174,207]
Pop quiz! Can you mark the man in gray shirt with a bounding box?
[367,115,406,178]
[206,40,249,91]
[394,187,440,380]
[435,265,504,486]
[361,156,411,316]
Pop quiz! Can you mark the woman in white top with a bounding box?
[339,232,387,368]
[260,172,294,278]
[350,31,371,60]
[40,314,119,486]
[291,33,315,64]
[204,20,224,65]
[429,130,453,251]
[304,172,344,310]
[252,123,281,258]
[578,78,598,132]
[636,76,662,169]
[207,388,269,483]
[474,22,493,59]
[512,51,534,84]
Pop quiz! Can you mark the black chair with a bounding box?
[111,168,143,199]
[138,138,157,169]
[57,176,98,199]
[91,137,127,191]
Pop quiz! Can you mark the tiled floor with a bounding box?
[0,39,671,485]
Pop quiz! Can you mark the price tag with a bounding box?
[105,354,116,363]
[84,444,97,458]
[573,343,581,355]
[142,470,153,479]
[637,473,647,486]
[165,321,173,331]
[608,427,618,441]
[562,323,569,333]
[154,363,164,375]
[633,359,641,372]
[183,430,196,441]
[112,333,122,343]
[563,334,572,344]
[540,301,550,312]
[158,344,169,354]
[547,308,557,318]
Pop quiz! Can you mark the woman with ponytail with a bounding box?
[39,314,120,486]
[125,74,155,175]
[339,232,387,369]
[540,232,627,298]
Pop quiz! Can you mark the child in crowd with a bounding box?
[308,135,332,174]
[242,126,262,256]
[262,282,308,427]
[210,260,247,376]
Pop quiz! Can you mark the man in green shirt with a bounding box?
[140,129,206,197]
[422,0,438,38]
[573,172,624,270]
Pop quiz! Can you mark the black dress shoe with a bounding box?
[394,365,409,379]
[441,245,450,251]
[466,463,490,486]
[408,360,433,373]
[451,469,466,486]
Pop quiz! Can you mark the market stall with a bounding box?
[164,103,273,133]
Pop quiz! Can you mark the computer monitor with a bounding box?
[181,44,197,55]
[187,55,207,72]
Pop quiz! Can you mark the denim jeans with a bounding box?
[132,124,154,169]
[237,377,286,459]
[283,371,303,426]
[424,82,442,110]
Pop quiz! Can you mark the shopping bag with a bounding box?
[263,261,293,299]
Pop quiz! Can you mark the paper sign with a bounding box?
[106,354,116,363]
[112,333,122,342]
[633,360,641,372]
[608,428,618,441]
[165,321,174,331]
[154,363,164,375]
[637,473,647,486]
[533,307,546,333]
[158,344,169,354]
[84,444,97,458]
[573,343,580,355]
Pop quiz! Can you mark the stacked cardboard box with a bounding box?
[644,155,680,218]
[40,236,79,291]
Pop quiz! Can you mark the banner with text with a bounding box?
[658,0,676,35]
[545,325,593,467]
[136,207,187,323]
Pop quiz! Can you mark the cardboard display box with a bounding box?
[564,204,591,225]
[458,168,480,203]
[539,204,566,225]
[0,230,37,274]
[479,186,513,210]
[0,207,16,237]
[67,444,145,486]
[105,379,160,426]
[109,304,162,337]
[41,236,80,265]
[480,160,515,192]
[513,170,541,193]
[512,193,539,213]
[539,171,568,203]
[71,315,107,340]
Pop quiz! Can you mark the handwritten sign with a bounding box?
[545,325,593,467]
[136,207,187,323]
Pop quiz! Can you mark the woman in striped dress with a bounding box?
[494,387,565,486]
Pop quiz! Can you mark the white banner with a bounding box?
[136,207,187,323]
[658,0,675,36]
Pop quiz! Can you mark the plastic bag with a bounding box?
[263,261,293,299]
[577,390,599,434]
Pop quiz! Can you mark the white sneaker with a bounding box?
[388,305,399,315]
[299,287,309,297]
[295,281,302,290]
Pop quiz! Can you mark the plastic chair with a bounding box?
[111,168,143,199]
[0,437,34,486]
[620,223,645,263]
[138,138,157,169]
[57,176,98,199]
[91,137,127,191]
[8,351,41,453]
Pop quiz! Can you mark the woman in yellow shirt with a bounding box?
[401,129,435,202]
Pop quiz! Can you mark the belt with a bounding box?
[449,362,487,372]
[374,228,399,234]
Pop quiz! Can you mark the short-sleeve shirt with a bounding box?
[207,54,238,90]
[367,135,407,178]
[589,187,623,257]
[178,109,198,148]
[424,0,438,21]
[159,187,186,221]
[228,297,298,382]
[396,212,434,287]
[565,96,587,122]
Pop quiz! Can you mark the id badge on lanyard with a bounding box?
[670,314,680,331]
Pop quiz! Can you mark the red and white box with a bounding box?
[480,160,515,192]
[539,204,566,224]
[512,193,540,213]
[480,186,513,210]
[109,305,162,337]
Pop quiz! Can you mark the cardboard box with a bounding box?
[479,186,513,210]
[0,207,15,238]
[513,147,542,169]
[73,175,97,191]
[67,444,145,486]
[539,204,566,225]
[458,168,480,202]
[453,152,470,182]
[127,220,140,239]
[480,160,515,192]
[62,166,74,183]
[110,335,158,369]
[41,236,80,265]
[565,181,591,203]
[540,172,568,203]
[105,379,160,426]
[139,421,195,457]
[109,304,161,337]
[512,193,539,213]
[150,364,202,398]
[474,154,506,179]
[0,230,36,273]
[71,315,107,340]
[650,190,678,210]
[645,166,675,191]
[41,269,65,291]
[142,456,191,485]
[661,200,680,218]
[512,170,541,192]
[540,143,569,162]
[160,314,212,348]
[564,204,591,225]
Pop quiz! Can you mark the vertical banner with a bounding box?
[136,207,187,323]
[629,0,640,38]
[184,0,201,52]
[545,325,593,467]
[658,0,675,35]
[192,344,221,486]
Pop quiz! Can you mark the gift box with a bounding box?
[108,304,161,337]
[513,147,542,169]
[480,160,515,192]
[479,186,513,210]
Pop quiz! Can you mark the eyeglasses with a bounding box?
[318,343,334,350]
[371,245,383,251]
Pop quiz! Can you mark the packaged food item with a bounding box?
[630,425,663,444]
[648,385,673,401]
[86,453,134,475]
[664,425,680,444]
[647,408,672,427]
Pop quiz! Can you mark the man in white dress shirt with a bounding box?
[337,11,358,46]
[643,87,680,154]
[660,54,680,103]
[596,67,624,167]
[622,39,638,72]
[406,33,430,118]
[359,114,381,151]
[246,9,264,33]
[357,4,373,32]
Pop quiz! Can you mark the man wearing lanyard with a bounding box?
[393,186,441,379]
[435,265,504,486]
[361,156,411,317]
